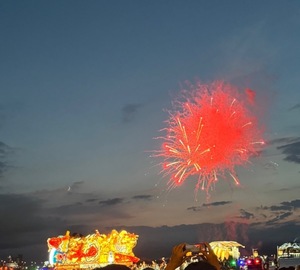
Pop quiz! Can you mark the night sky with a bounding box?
[0,0,300,263]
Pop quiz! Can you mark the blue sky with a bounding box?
[0,0,300,262]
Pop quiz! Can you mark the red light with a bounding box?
[247,260,252,265]
[254,258,261,264]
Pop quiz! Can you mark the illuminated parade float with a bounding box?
[209,241,245,261]
[47,229,140,269]
[277,241,300,258]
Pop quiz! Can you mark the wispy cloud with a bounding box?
[267,137,300,146]
[255,199,300,225]
[99,197,124,206]
[267,136,300,164]
[0,191,299,262]
[0,193,63,250]
[288,103,300,111]
[0,141,13,178]
[266,212,293,225]
[263,161,279,170]
[238,209,254,219]
[70,181,85,191]
[187,206,202,212]
[276,186,300,192]
[132,195,153,201]
[85,198,98,203]
[203,201,233,207]
[281,199,300,209]
[260,199,300,212]
[121,103,143,123]
[187,201,232,211]
[277,141,300,164]
[269,205,293,211]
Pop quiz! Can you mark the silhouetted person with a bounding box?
[94,264,131,270]
[165,243,220,270]
[185,261,218,270]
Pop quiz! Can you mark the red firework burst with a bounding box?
[155,81,265,193]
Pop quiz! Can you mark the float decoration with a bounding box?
[47,229,139,268]
[209,241,245,261]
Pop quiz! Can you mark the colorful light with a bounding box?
[154,81,264,194]
[230,259,237,266]
[255,258,261,264]
[47,229,139,267]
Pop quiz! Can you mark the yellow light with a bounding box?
[47,229,139,267]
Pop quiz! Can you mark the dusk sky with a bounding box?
[0,0,300,262]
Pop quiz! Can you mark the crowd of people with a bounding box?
[95,243,300,270]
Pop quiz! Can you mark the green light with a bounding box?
[230,260,236,266]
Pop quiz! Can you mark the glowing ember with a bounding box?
[154,81,264,194]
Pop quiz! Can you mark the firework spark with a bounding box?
[154,81,265,194]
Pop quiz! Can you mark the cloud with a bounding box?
[266,212,293,225]
[129,222,300,259]
[132,195,153,201]
[39,192,135,229]
[269,205,293,211]
[70,181,85,191]
[0,193,66,251]
[121,103,143,123]
[99,197,124,206]
[187,201,232,211]
[0,192,97,262]
[86,198,98,203]
[277,141,300,164]
[125,222,252,259]
[0,141,13,178]
[187,206,202,212]
[203,201,233,207]
[267,137,300,146]
[289,103,300,111]
[277,186,300,192]
[263,161,279,170]
[0,161,7,178]
[281,199,300,209]
[29,189,135,225]
[254,200,300,226]
[0,192,299,263]
[239,209,254,219]
[0,194,43,233]
[0,189,297,262]
[267,136,300,164]
[260,200,300,213]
